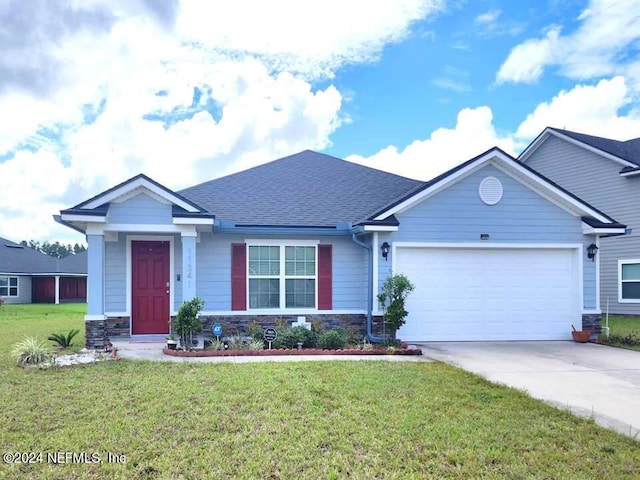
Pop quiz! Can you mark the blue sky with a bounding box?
[0,0,639,243]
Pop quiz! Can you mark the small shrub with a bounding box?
[245,320,264,340]
[318,328,347,349]
[343,326,361,346]
[606,333,640,347]
[377,273,415,338]
[247,338,265,350]
[206,339,225,351]
[48,329,80,349]
[222,335,264,350]
[310,319,325,334]
[12,337,50,366]
[273,326,318,349]
[172,297,205,349]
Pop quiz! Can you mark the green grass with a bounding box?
[1,305,639,479]
[602,316,640,351]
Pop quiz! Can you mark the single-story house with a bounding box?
[0,236,87,304]
[57,148,624,348]
[519,127,640,315]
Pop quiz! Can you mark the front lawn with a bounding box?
[602,315,640,351]
[1,304,639,479]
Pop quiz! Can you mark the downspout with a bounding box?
[351,233,387,343]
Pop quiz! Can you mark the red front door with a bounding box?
[132,241,170,335]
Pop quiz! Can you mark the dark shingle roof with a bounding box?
[179,150,423,227]
[550,128,640,166]
[0,237,87,275]
[56,251,88,274]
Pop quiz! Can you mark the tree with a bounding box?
[21,239,86,259]
[377,273,415,339]
[171,297,205,349]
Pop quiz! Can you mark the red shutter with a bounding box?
[317,244,332,310]
[231,243,247,311]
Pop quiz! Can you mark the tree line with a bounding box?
[21,240,86,259]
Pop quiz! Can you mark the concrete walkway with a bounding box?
[418,341,640,439]
[111,338,428,364]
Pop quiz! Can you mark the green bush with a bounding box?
[12,337,50,366]
[48,329,80,348]
[245,320,265,340]
[377,273,415,338]
[172,297,205,349]
[206,339,225,351]
[273,326,317,349]
[318,328,347,349]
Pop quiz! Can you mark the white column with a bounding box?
[54,275,60,305]
[86,234,105,317]
[181,232,197,302]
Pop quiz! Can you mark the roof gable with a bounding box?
[519,127,640,168]
[370,147,622,229]
[74,174,207,213]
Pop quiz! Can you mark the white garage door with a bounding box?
[395,247,579,341]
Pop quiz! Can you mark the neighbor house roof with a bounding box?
[519,127,640,169]
[179,150,424,227]
[0,237,87,275]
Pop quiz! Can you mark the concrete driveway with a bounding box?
[417,341,640,439]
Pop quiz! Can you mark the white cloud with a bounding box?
[516,76,640,140]
[176,0,444,79]
[497,0,640,85]
[348,76,640,182]
[0,0,443,243]
[347,107,516,181]
[476,10,501,24]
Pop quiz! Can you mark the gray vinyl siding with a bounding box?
[526,136,640,314]
[107,193,173,224]
[377,163,597,309]
[0,275,32,304]
[196,233,367,311]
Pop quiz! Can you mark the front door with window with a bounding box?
[132,241,170,334]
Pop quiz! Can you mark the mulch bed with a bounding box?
[163,347,423,357]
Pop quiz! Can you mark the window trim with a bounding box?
[0,276,19,298]
[618,259,640,303]
[245,240,319,310]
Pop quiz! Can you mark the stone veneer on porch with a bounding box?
[85,314,385,349]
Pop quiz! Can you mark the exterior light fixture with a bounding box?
[587,243,598,261]
[381,242,390,261]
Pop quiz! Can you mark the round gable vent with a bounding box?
[479,176,503,205]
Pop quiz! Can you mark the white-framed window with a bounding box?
[247,242,317,310]
[619,260,640,302]
[0,276,18,297]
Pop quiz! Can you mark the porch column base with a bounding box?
[85,315,108,350]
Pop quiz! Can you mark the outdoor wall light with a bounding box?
[381,242,390,261]
[587,243,598,261]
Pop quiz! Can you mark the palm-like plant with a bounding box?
[48,329,80,349]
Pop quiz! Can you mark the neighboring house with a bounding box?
[520,127,640,315]
[56,149,623,348]
[0,236,87,304]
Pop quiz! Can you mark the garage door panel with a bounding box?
[395,247,578,341]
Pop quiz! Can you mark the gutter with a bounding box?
[350,233,386,343]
